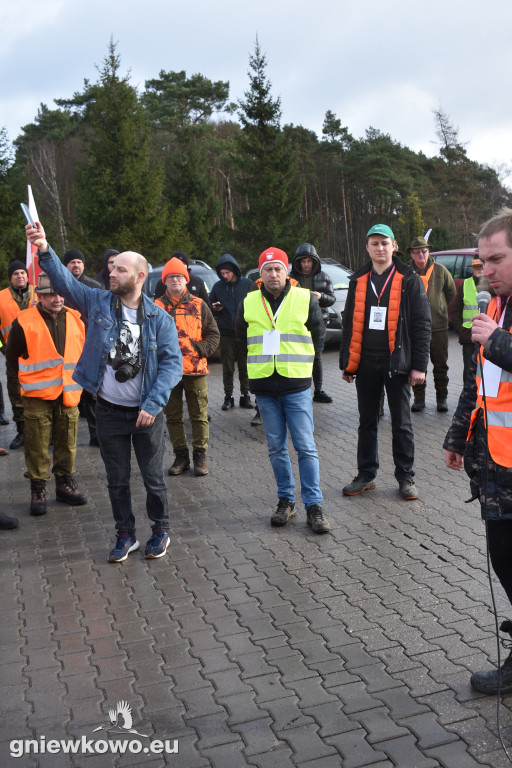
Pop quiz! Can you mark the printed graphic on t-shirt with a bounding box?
[108,320,141,369]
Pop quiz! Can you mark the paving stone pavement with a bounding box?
[1,332,512,768]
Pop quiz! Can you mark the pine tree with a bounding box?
[233,39,307,262]
[76,40,169,262]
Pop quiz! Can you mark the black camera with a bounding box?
[111,355,141,383]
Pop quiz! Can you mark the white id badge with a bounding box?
[262,330,281,355]
[369,306,387,330]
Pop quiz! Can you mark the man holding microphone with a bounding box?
[445,207,512,695]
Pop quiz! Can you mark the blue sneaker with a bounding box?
[145,530,170,559]
[108,532,139,563]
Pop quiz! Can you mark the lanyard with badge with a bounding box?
[260,292,287,355]
[478,294,511,398]
[368,266,395,330]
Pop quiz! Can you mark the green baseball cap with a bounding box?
[366,224,395,240]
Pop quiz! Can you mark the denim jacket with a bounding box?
[38,246,182,416]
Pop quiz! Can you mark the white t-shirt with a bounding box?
[98,305,143,407]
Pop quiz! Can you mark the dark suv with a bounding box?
[430,248,478,290]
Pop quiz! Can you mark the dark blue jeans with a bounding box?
[355,356,414,482]
[95,398,169,536]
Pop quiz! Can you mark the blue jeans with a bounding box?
[256,390,322,508]
[95,398,169,536]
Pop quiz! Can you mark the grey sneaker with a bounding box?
[271,498,295,526]
[342,476,376,496]
[306,504,331,533]
[399,480,418,500]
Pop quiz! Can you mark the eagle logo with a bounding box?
[92,701,149,737]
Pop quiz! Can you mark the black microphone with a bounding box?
[476,275,492,314]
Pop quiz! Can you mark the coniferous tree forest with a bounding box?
[1,39,510,286]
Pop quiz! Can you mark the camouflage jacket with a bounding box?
[443,303,512,520]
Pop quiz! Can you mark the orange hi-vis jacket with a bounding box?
[155,293,208,375]
[468,296,512,467]
[17,306,85,406]
[344,270,404,375]
[0,286,34,343]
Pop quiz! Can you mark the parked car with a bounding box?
[430,248,479,326]
[143,260,217,299]
[245,258,352,344]
[430,248,478,291]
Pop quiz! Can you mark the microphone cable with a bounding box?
[477,335,512,764]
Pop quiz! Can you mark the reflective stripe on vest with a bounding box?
[244,288,313,379]
[462,277,478,327]
[468,296,512,467]
[345,269,404,375]
[17,306,85,406]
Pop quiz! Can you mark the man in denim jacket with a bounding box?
[26,223,182,563]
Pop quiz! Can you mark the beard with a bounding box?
[110,275,137,296]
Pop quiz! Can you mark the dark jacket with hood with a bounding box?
[95,249,119,289]
[290,252,335,323]
[209,254,254,337]
[340,254,431,377]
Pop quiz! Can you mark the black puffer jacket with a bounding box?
[290,252,335,323]
[339,255,431,377]
[209,254,254,337]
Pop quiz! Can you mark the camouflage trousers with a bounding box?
[22,396,79,482]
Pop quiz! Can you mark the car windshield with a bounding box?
[321,263,351,290]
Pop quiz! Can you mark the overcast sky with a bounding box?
[2,0,511,185]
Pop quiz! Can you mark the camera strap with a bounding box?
[114,297,144,366]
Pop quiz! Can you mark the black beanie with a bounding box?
[8,260,28,279]
[63,248,85,266]
[171,251,189,266]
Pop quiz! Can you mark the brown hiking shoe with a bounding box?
[193,450,208,476]
[30,480,47,516]
[56,475,87,505]
[168,450,190,476]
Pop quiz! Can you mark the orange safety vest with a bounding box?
[345,269,404,375]
[417,264,435,294]
[17,306,85,406]
[0,286,34,343]
[467,296,512,467]
[155,294,208,375]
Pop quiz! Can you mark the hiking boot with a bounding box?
[306,504,331,533]
[270,498,296,527]
[0,512,18,529]
[411,398,425,413]
[239,394,254,408]
[30,480,47,516]
[342,476,376,496]
[399,479,418,500]
[0,412,8,425]
[56,475,87,505]
[437,396,448,412]
[313,390,333,403]
[145,530,170,559]
[168,450,190,476]
[9,422,24,450]
[251,408,262,426]
[193,449,208,476]
[108,532,139,563]
[222,396,234,410]
[471,621,512,694]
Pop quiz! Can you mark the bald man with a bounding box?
[26,223,182,563]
